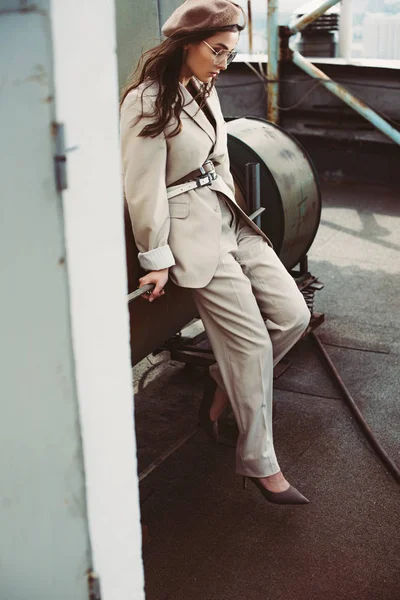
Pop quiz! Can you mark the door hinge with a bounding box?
[87,570,102,600]
[53,122,67,193]
[52,122,78,193]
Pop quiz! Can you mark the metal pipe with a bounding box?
[267,0,280,123]
[291,50,400,145]
[127,283,154,303]
[138,427,200,482]
[338,0,353,60]
[311,332,400,484]
[245,162,262,228]
[247,0,253,54]
[249,207,265,223]
[290,0,341,33]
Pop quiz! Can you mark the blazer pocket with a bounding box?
[168,200,190,219]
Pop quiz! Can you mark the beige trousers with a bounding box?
[192,195,310,477]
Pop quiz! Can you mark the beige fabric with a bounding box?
[120,80,272,288]
[120,80,310,476]
[193,196,311,476]
[162,0,245,38]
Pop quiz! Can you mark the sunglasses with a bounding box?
[202,40,237,66]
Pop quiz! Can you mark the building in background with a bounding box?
[363,13,400,58]
[236,0,400,60]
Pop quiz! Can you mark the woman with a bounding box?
[120,0,311,505]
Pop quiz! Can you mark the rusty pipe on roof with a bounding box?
[247,0,253,54]
[311,332,400,484]
[289,0,341,33]
[291,49,400,145]
[267,0,280,123]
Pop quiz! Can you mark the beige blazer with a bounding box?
[120,79,271,288]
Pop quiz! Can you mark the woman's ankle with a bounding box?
[262,471,290,493]
[209,386,229,421]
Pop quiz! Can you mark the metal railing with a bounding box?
[263,0,400,145]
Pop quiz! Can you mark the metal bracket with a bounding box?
[53,122,78,193]
[245,162,262,228]
[53,122,67,193]
[127,283,155,303]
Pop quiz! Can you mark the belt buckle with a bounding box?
[201,160,213,173]
[196,173,212,187]
[196,171,217,187]
[196,161,216,187]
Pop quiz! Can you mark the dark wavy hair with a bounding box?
[120,24,244,139]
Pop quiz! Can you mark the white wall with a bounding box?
[363,13,400,60]
[0,4,91,599]
[51,1,145,598]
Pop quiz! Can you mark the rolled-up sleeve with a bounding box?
[120,91,176,271]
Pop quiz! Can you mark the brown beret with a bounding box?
[162,0,246,38]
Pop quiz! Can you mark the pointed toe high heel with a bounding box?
[243,476,309,505]
[198,373,219,443]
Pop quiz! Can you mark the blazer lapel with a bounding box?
[204,87,221,145]
[179,81,216,145]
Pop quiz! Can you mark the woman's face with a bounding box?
[181,30,239,86]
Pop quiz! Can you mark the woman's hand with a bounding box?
[139,268,169,303]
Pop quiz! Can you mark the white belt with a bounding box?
[167,170,217,199]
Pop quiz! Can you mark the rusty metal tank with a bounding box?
[126,118,321,366]
[227,117,321,269]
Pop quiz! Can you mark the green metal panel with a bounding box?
[115,0,161,90]
[0,9,91,600]
[115,0,185,90]
[0,0,21,10]
[158,0,182,29]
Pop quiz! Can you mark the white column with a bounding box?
[51,1,145,599]
[338,0,353,60]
